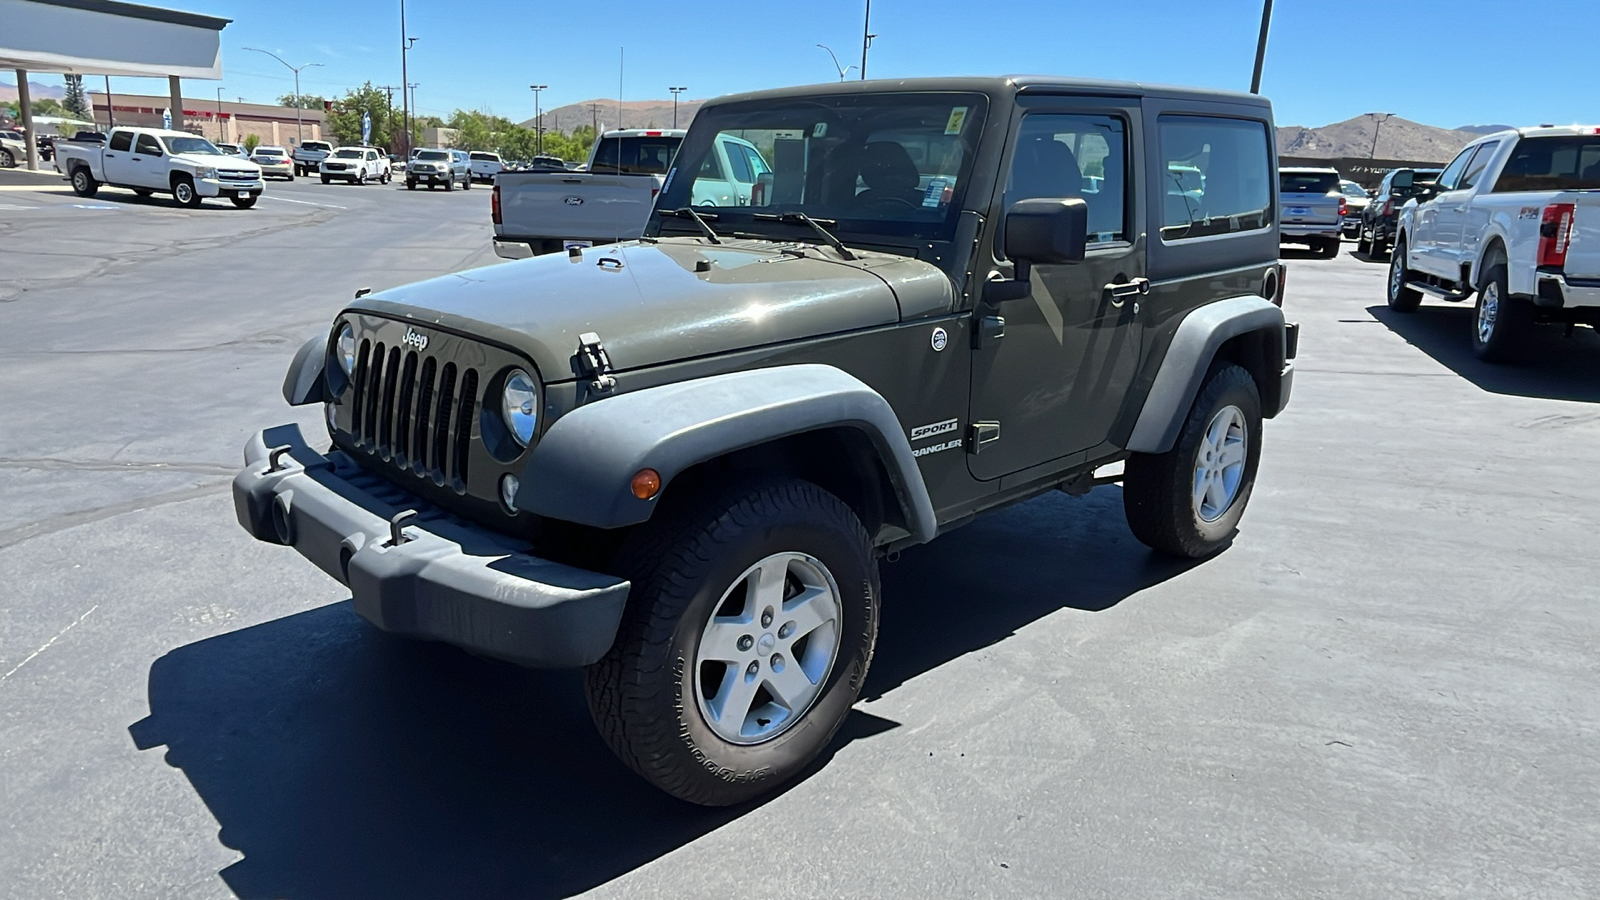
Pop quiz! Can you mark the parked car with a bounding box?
[1357,167,1440,259]
[469,151,504,182]
[292,139,334,177]
[251,146,294,180]
[238,76,1295,806]
[683,132,770,207]
[492,128,686,257]
[0,129,24,167]
[405,148,471,190]
[1388,126,1600,361]
[1278,166,1345,257]
[56,127,263,208]
[1338,179,1369,237]
[320,146,392,184]
[214,142,249,159]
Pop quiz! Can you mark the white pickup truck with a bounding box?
[1388,126,1600,361]
[56,127,265,208]
[492,129,686,258]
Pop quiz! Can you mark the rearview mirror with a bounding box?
[1004,198,1088,266]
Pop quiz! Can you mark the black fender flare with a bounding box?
[1125,295,1288,454]
[516,364,938,544]
[281,335,328,406]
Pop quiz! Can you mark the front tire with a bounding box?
[1124,364,1262,559]
[585,478,879,806]
[1386,239,1422,312]
[406,179,416,190]
[0,148,14,168]
[231,194,257,209]
[1471,263,1532,363]
[70,167,98,197]
[172,176,202,208]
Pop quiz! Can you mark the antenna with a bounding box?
[615,46,624,247]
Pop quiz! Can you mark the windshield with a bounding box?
[1340,181,1367,197]
[653,92,988,245]
[164,136,221,155]
[1279,172,1340,193]
[332,148,363,158]
[591,135,682,174]
[416,150,448,161]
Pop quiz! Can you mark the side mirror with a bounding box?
[1004,197,1088,266]
[1391,170,1414,190]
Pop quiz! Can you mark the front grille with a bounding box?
[219,169,257,181]
[349,338,479,492]
[324,163,348,170]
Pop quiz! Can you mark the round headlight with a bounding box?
[335,323,356,376]
[501,369,539,447]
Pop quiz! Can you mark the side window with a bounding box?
[108,131,133,152]
[1157,115,1271,241]
[741,145,771,180]
[725,142,756,184]
[1458,141,1499,191]
[134,134,163,155]
[1434,146,1475,191]
[1003,113,1128,247]
[697,151,725,181]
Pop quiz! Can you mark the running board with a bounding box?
[1405,279,1474,303]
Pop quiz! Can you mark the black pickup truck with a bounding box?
[1358,166,1442,258]
[236,76,1296,805]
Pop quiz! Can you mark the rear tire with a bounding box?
[1356,231,1371,256]
[1471,263,1532,363]
[462,174,471,191]
[585,477,879,806]
[1386,239,1423,312]
[1320,237,1341,258]
[70,166,98,197]
[1124,364,1262,559]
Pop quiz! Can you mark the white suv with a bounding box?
[319,146,392,185]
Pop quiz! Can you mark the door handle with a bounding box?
[1103,277,1150,306]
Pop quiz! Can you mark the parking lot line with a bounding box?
[260,195,348,210]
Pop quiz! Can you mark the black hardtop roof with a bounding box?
[701,75,1271,111]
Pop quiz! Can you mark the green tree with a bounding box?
[243,133,261,152]
[277,93,327,110]
[62,75,90,119]
[324,83,393,148]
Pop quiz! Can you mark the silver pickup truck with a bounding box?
[493,129,685,258]
[1278,166,1345,257]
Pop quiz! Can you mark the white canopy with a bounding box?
[0,0,228,79]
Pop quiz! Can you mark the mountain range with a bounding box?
[520,98,705,133]
[0,80,66,103]
[1276,115,1518,162]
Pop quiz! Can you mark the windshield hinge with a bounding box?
[577,332,617,392]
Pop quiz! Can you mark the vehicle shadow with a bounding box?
[130,489,1192,899]
[1367,303,1600,403]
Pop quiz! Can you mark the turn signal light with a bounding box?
[631,468,661,500]
[491,184,502,225]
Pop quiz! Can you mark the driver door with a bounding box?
[129,133,169,189]
[968,101,1145,481]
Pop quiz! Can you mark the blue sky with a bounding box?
[40,0,1597,129]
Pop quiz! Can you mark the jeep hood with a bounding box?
[351,240,953,382]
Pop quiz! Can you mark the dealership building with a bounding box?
[86,91,326,147]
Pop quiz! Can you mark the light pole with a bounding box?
[1367,112,1395,159]
[529,84,547,156]
[402,30,418,155]
[669,86,687,127]
[215,86,225,142]
[860,0,876,80]
[1250,0,1273,94]
[242,48,320,145]
[816,45,855,81]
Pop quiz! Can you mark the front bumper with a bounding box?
[1536,271,1600,310]
[199,177,264,197]
[409,169,454,182]
[233,423,631,668]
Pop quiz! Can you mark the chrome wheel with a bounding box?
[174,182,193,204]
[1477,281,1500,344]
[1388,251,1405,298]
[72,169,89,192]
[1192,405,1248,523]
[695,551,842,745]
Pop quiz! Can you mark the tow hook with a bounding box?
[389,510,418,546]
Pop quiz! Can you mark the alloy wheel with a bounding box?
[1192,405,1248,523]
[1477,281,1500,345]
[695,552,842,745]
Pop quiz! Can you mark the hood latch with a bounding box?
[577,332,617,393]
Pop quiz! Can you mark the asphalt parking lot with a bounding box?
[1,177,1597,898]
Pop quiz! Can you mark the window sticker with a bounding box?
[945,107,969,135]
[922,178,948,208]
[662,166,677,194]
[813,122,828,138]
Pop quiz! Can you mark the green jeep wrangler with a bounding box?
[236,77,1296,805]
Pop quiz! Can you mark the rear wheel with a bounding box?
[1386,239,1422,312]
[1370,230,1389,259]
[1471,263,1532,363]
[585,478,879,806]
[1320,237,1341,258]
[1356,228,1371,256]
[462,173,471,191]
[445,176,455,192]
[1124,365,1262,559]
[70,166,98,197]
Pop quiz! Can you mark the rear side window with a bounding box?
[1458,141,1500,190]
[108,131,133,152]
[1279,172,1340,193]
[1492,136,1600,192]
[1158,116,1272,241]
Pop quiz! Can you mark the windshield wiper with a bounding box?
[753,212,858,260]
[660,207,722,244]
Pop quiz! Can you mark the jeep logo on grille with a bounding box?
[563,196,584,206]
[401,327,429,351]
